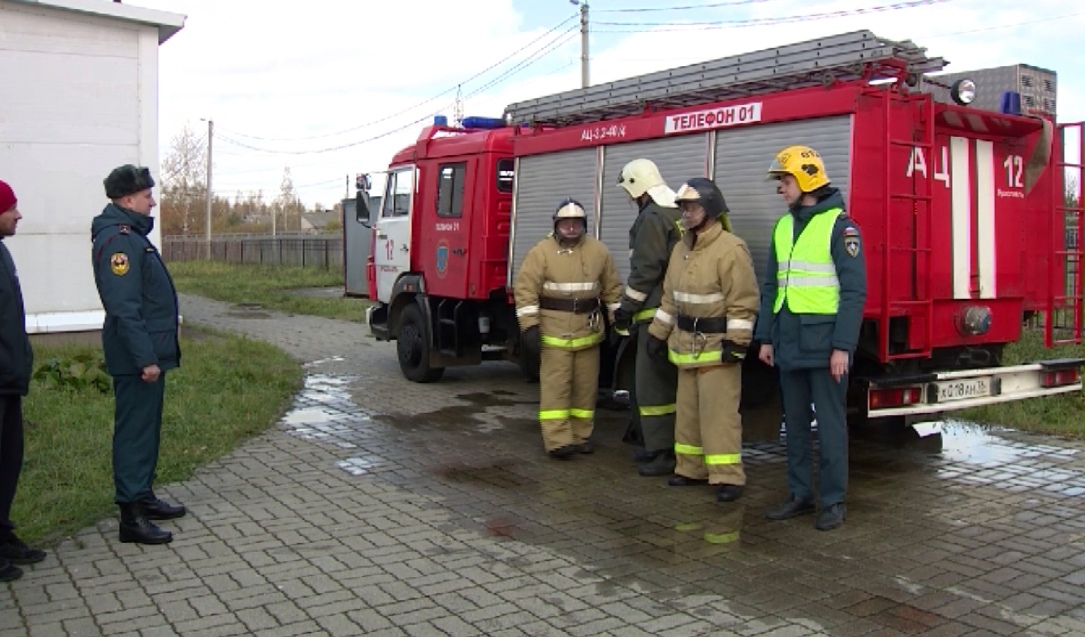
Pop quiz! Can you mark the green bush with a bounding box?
[32,351,111,393]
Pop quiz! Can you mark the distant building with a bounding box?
[300,210,340,234]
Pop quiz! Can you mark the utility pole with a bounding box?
[579,1,589,88]
[203,118,213,259]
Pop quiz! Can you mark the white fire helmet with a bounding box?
[616,158,678,208]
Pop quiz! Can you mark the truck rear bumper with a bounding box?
[865,358,1084,418]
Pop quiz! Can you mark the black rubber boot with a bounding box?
[140,494,186,520]
[637,450,677,477]
[119,503,173,545]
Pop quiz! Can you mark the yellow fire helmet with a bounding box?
[766,145,831,193]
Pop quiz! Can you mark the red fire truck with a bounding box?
[362,29,1085,424]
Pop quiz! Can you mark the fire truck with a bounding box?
[362,29,1085,424]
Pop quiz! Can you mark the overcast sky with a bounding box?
[134,0,1085,209]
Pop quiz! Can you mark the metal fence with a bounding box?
[162,234,342,269]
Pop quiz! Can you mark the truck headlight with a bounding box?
[956,305,992,336]
[951,79,977,106]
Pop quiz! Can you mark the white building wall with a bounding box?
[0,1,172,333]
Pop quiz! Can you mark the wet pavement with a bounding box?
[5,294,1085,636]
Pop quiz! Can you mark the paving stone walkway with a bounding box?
[4,293,1085,636]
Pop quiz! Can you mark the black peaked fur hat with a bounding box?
[104,164,156,199]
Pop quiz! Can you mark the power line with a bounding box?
[215,25,578,156]
[597,0,777,11]
[594,0,953,31]
[215,12,579,143]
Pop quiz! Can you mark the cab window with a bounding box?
[437,163,466,218]
[382,167,414,218]
[496,159,514,193]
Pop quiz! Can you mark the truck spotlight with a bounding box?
[956,305,992,336]
[950,78,977,106]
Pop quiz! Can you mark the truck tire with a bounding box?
[397,302,444,383]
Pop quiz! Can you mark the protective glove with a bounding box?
[720,339,746,365]
[613,307,632,332]
[524,325,540,344]
[647,335,668,362]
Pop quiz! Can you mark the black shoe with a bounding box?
[548,445,578,460]
[140,495,187,520]
[633,448,661,463]
[815,503,846,531]
[118,503,173,545]
[667,475,708,487]
[0,534,46,565]
[715,484,744,502]
[575,442,595,454]
[637,451,677,477]
[0,560,22,582]
[765,495,816,520]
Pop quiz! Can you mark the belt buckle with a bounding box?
[571,297,579,313]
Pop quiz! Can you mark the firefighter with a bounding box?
[514,198,623,459]
[612,159,684,476]
[647,178,759,502]
[756,145,867,531]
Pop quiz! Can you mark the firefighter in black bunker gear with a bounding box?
[647,178,760,502]
[612,158,684,477]
[514,199,623,459]
[757,145,867,531]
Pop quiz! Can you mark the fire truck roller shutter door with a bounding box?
[600,136,709,285]
[711,116,853,290]
[509,149,597,286]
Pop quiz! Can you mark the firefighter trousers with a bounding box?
[539,344,599,452]
[674,363,745,485]
[634,324,678,453]
[779,367,848,508]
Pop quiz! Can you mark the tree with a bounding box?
[159,121,208,236]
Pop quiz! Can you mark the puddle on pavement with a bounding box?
[280,374,386,476]
[266,364,1085,635]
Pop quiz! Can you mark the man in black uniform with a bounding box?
[612,159,684,476]
[91,165,185,545]
[0,179,47,581]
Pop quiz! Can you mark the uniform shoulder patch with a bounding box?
[843,233,861,258]
[118,225,130,235]
[842,226,860,237]
[110,252,130,276]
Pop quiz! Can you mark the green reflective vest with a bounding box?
[772,208,842,314]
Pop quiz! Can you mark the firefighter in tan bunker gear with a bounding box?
[514,198,623,459]
[647,178,760,502]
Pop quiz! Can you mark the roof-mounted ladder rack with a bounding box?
[503,29,947,127]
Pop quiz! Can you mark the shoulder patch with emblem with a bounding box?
[118,225,130,235]
[110,252,130,276]
[843,231,861,258]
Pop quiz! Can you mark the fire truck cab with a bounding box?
[364,30,1085,424]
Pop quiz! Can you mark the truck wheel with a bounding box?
[397,303,444,383]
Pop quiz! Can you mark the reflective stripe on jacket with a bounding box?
[514,234,623,352]
[648,220,760,369]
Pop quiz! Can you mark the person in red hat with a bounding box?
[0,179,47,582]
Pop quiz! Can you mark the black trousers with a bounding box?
[112,373,167,504]
[0,396,24,537]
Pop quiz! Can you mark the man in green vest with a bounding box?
[755,145,867,531]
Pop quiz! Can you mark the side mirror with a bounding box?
[355,172,373,228]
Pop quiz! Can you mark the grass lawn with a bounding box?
[960,329,1085,438]
[167,260,369,322]
[15,327,303,546]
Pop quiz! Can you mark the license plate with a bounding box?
[935,378,991,402]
